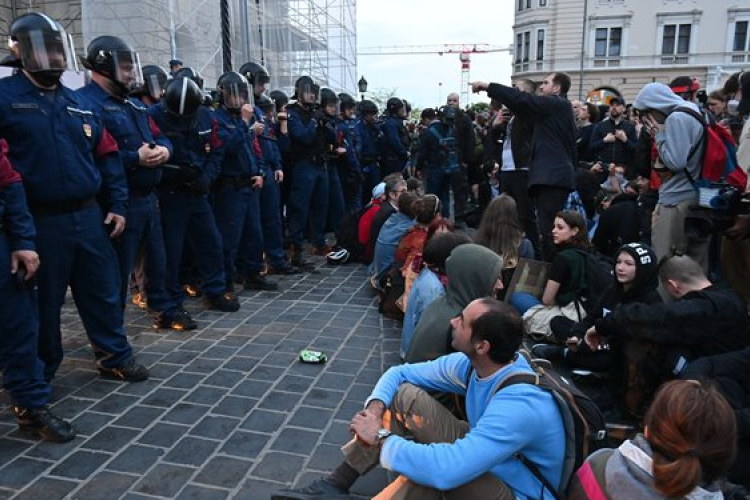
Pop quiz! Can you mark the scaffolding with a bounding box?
[0,0,357,95]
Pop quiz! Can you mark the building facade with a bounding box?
[0,0,357,95]
[512,0,749,101]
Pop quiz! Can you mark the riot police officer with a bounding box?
[0,139,76,442]
[381,97,410,176]
[319,88,347,241]
[356,99,384,205]
[78,36,196,331]
[336,92,363,214]
[148,77,240,313]
[0,12,148,382]
[132,64,170,107]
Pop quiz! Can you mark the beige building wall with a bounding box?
[512,0,750,102]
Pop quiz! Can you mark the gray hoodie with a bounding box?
[633,83,704,205]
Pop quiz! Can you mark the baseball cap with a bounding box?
[609,96,626,106]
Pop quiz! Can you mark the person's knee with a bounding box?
[392,382,426,411]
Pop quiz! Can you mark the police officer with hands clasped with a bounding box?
[0,13,149,386]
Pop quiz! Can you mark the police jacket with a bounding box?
[382,116,409,161]
[0,72,127,215]
[594,284,750,359]
[487,83,576,192]
[148,103,224,190]
[251,104,277,172]
[78,81,173,196]
[356,120,383,166]
[287,103,335,163]
[214,107,259,178]
[589,118,637,171]
[336,118,361,174]
[0,139,35,252]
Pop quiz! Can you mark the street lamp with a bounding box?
[358,75,368,100]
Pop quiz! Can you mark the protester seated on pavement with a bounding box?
[533,243,661,373]
[510,211,595,341]
[568,380,737,500]
[401,231,471,359]
[475,194,534,296]
[584,253,750,416]
[681,347,750,490]
[370,191,419,287]
[358,182,386,264]
[368,174,407,261]
[405,243,503,363]
[272,299,566,500]
[395,194,442,276]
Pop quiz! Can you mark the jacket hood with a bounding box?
[633,83,689,114]
[616,243,659,301]
[444,244,503,309]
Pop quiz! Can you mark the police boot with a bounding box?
[12,406,77,443]
[244,272,279,291]
[291,246,316,272]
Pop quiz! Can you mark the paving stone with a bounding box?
[164,372,205,389]
[115,379,161,396]
[303,388,346,409]
[49,397,96,419]
[270,428,321,455]
[288,407,335,430]
[106,444,165,474]
[203,370,245,388]
[323,421,351,445]
[183,386,228,405]
[252,452,306,482]
[89,394,141,415]
[220,430,270,459]
[81,426,140,453]
[49,450,111,480]
[133,463,195,497]
[0,488,13,500]
[162,403,211,425]
[335,400,364,421]
[189,415,241,440]
[315,373,355,390]
[235,478,288,500]
[70,411,118,438]
[69,470,137,500]
[72,380,121,399]
[212,396,258,418]
[258,391,301,412]
[231,379,272,398]
[23,437,80,462]
[275,375,315,394]
[175,485,228,500]
[0,438,34,466]
[307,443,344,472]
[163,437,219,466]
[240,410,286,433]
[222,356,259,372]
[113,406,166,429]
[12,477,78,500]
[192,456,253,488]
[0,457,52,488]
[137,423,189,448]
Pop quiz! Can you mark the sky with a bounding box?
[356,0,515,109]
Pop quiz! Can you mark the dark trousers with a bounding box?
[327,166,346,237]
[450,166,469,220]
[0,233,50,407]
[34,205,133,380]
[361,163,381,207]
[213,185,263,286]
[531,186,571,262]
[288,160,329,249]
[500,170,541,260]
[424,167,452,219]
[258,169,287,268]
[112,193,171,314]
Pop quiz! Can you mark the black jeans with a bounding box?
[531,185,571,262]
[500,170,541,260]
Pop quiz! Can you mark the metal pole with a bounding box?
[239,0,250,64]
[221,0,232,73]
[578,0,588,100]
[255,0,265,65]
[168,0,177,59]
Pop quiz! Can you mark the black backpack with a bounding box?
[466,352,608,500]
[565,249,614,317]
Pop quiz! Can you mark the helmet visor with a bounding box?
[222,82,248,110]
[300,83,319,105]
[14,26,76,72]
[145,72,168,100]
[112,50,144,91]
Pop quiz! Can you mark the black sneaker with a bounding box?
[272,478,350,500]
[98,358,150,382]
[205,293,240,312]
[531,343,566,363]
[244,273,279,291]
[268,263,302,275]
[154,310,197,331]
[12,406,77,443]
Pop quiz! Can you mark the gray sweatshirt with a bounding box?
[633,83,704,206]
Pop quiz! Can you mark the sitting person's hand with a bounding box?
[584,326,605,351]
[351,410,383,447]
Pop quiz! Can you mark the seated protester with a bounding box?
[406,244,504,363]
[592,188,653,258]
[273,299,565,500]
[369,174,406,253]
[475,194,535,295]
[682,347,750,490]
[585,253,750,416]
[369,191,419,287]
[358,182,386,264]
[568,380,736,500]
[401,217,455,307]
[401,232,471,359]
[534,243,661,373]
[395,194,442,274]
[510,211,594,341]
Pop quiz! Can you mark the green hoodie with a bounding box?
[405,244,504,363]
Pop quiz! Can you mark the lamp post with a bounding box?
[358,75,368,101]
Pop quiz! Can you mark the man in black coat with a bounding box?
[472,73,576,261]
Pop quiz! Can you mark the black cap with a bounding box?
[169,59,182,66]
[609,96,625,106]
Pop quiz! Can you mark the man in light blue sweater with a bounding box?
[273,299,565,500]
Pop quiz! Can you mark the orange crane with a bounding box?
[358,44,511,105]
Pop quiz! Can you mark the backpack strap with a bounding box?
[671,107,708,185]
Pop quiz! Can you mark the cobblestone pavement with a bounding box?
[0,260,402,500]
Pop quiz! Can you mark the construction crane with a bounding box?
[358,44,511,105]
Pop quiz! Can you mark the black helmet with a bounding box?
[216,71,249,111]
[403,99,412,115]
[134,64,170,101]
[294,75,318,105]
[257,94,275,113]
[269,89,289,112]
[359,99,378,117]
[82,35,143,95]
[175,67,204,90]
[320,88,339,107]
[238,61,270,88]
[386,97,405,115]
[338,92,356,111]
[10,12,76,73]
[163,77,203,131]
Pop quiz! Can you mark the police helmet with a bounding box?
[359,99,378,117]
[269,89,289,112]
[217,71,249,110]
[257,94,275,114]
[294,75,319,104]
[338,92,356,111]
[175,67,204,90]
[239,61,270,88]
[134,64,170,101]
[386,97,405,115]
[320,88,339,107]
[9,12,76,73]
[164,76,203,130]
[82,36,143,94]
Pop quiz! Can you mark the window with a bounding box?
[523,31,530,62]
[662,23,691,55]
[594,27,622,57]
[735,21,749,52]
[514,30,533,69]
[518,0,531,10]
[515,33,523,63]
[539,0,547,6]
[537,29,545,60]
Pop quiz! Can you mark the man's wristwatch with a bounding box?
[376,428,391,445]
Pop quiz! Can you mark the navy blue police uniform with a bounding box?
[381,115,409,177]
[355,118,384,204]
[336,116,363,214]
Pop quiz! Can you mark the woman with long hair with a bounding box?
[569,380,736,500]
